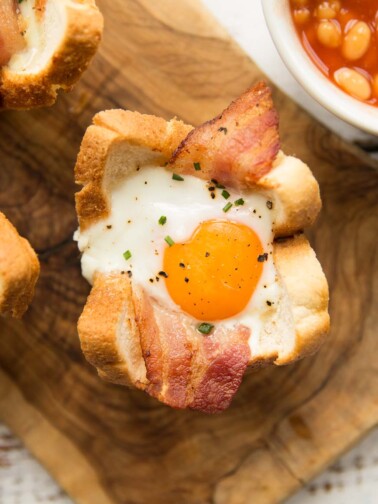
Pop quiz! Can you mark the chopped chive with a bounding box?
[197,323,214,335]
[172,173,184,181]
[223,202,233,213]
[194,162,201,171]
[123,250,132,261]
[234,198,245,206]
[165,235,175,247]
[222,190,230,200]
[158,216,167,225]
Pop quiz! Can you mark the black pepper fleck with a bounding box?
[258,253,269,262]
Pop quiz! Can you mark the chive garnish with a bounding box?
[123,250,132,261]
[159,216,167,225]
[223,202,233,213]
[234,198,245,206]
[194,162,201,171]
[172,173,184,181]
[197,323,214,335]
[222,190,230,200]
[165,236,175,247]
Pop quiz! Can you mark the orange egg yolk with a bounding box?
[163,220,264,321]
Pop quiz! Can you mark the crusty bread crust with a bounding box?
[75,109,321,235]
[0,213,40,318]
[75,110,192,230]
[78,234,329,386]
[78,272,148,389]
[0,0,103,109]
[273,234,330,363]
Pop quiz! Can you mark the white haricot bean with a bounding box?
[294,7,311,24]
[334,67,372,101]
[317,20,342,48]
[315,1,341,20]
[342,21,372,61]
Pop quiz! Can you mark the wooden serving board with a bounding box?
[0,1,377,503]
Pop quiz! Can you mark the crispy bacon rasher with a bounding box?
[0,0,25,66]
[169,81,280,188]
[134,289,251,414]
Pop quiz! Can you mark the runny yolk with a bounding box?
[163,220,264,321]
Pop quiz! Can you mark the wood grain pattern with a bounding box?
[0,1,377,503]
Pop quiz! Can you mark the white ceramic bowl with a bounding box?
[262,0,378,135]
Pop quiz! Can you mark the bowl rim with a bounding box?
[262,0,378,135]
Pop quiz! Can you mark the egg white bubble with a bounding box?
[75,166,282,331]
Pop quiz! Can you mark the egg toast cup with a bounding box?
[0,212,40,318]
[75,83,330,413]
[0,0,103,109]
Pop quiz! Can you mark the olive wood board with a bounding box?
[0,1,377,503]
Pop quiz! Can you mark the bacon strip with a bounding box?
[134,289,251,413]
[188,326,251,414]
[0,0,25,66]
[169,82,280,188]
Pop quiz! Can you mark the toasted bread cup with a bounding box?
[75,83,330,413]
[0,212,40,318]
[0,0,103,109]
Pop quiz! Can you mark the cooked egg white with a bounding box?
[75,166,284,346]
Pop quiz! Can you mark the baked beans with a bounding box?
[290,0,378,106]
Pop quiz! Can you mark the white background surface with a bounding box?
[1,1,377,503]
